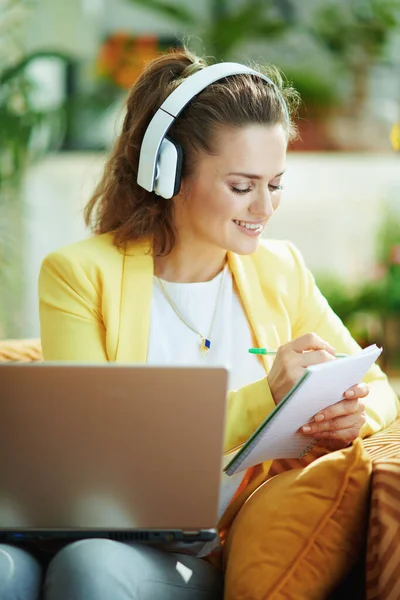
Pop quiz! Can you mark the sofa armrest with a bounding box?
[362,418,400,600]
[0,338,43,362]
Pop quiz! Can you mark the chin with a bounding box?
[227,237,262,256]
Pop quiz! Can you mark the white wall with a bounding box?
[22,151,400,337]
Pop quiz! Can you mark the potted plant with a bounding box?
[283,69,341,151]
[317,201,400,373]
[0,0,68,337]
[310,0,400,150]
[373,204,400,373]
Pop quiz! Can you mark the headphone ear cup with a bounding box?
[154,137,183,199]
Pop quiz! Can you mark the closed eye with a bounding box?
[231,184,284,194]
[231,186,252,195]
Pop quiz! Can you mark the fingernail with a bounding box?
[302,425,312,433]
[346,390,355,397]
[314,413,324,422]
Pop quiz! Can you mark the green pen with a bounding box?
[248,348,348,358]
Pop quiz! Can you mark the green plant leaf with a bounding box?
[311,0,400,64]
[251,19,291,38]
[203,0,291,59]
[0,50,70,86]
[282,69,340,111]
[124,0,197,26]
[0,50,69,189]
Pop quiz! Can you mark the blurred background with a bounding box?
[1,0,400,377]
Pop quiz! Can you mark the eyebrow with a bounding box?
[227,171,285,179]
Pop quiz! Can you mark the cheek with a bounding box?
[183,181,239,225]
[211,191,240,221]
[272,195,282,211]
[197,198,237,224]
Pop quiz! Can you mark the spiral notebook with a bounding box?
[224,344,382,476]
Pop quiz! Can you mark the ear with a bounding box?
[154,137,183,199]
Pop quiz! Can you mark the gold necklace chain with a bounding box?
[156,266,226,353]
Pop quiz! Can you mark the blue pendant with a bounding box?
[201,338,211,351]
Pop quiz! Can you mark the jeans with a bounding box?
[0,540,223,599]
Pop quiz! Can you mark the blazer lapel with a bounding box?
[228,251,281,374]
[115,239,153,364]
[112,242,280,368]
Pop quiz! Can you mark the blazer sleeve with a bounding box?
[39,251,108,362]
[224,378,276,453]
[287,241,399,438]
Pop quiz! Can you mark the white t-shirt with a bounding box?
[147,266,266,555]
[148,265,266,390]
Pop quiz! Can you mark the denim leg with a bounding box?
[44,538,223,600]
[0,544,42,600]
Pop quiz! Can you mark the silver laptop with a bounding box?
[0,363,228,546]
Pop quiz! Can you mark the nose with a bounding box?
[249,188,274,218]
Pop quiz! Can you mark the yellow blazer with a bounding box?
[38,233,399,530]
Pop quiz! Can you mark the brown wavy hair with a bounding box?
[84,47,300,256]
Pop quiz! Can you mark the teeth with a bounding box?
[234,220,262,230]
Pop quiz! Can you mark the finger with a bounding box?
[290,333,336,356]
[299,349,336,368]
[302,409,366,435]
[311,398,364,423]
[344,382,369,399]
[316,426,361,444]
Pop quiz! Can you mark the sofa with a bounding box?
[1,338,400,599]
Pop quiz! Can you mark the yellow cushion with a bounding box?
[223,439,371,600]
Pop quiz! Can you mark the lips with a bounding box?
[233,219,264,237]
[233,219,264,230]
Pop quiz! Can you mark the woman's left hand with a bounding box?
[300,382,369,451]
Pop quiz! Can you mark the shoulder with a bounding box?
[38,233,125,298]
[40,233,125,278]
[43,233,118,266]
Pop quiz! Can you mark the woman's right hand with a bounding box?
[267,333,337,405]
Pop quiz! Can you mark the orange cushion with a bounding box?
[223,439,371,600]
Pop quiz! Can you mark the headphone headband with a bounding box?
[137,62,289,195]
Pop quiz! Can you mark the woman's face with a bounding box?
[174,124,287,256]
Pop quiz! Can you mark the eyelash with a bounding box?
[231,184,284,195]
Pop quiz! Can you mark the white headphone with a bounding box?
[137,62,289,200]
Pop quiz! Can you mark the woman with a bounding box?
[1,48,398,600]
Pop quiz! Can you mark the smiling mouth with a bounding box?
[233,219,264,231]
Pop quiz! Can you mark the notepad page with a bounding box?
[229,345,381,473]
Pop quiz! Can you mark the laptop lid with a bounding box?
[0,364,228,540]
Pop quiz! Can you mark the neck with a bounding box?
[154,242,227,283]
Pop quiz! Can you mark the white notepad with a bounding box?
[224,344,382,476]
